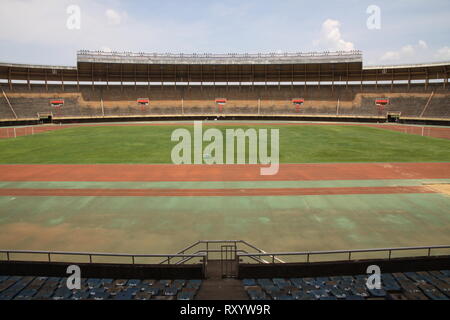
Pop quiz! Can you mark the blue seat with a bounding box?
[351,286,369,297]
[159,280,172,287]
[273,295,294,300]
[93,292,110,300]
[127,279,141,287]
[135,292,152,300]
[346,295,365,300]
[146,287,160,296]
[290,278,304,289]
[368,288,387,297]
[173,279,186,288]
[273,278,291,290]
[14,289,37,300]
[310,289,329,299]
[315,277,329,284]
[404,272,426,283]
[114,292,134,300]
[177,291,195,300]
[123,287,140,296]
[383,280,401,292]
[247,290,267,300]
[52,287,72,300]
[33,288,54,300]
[320,296,338,300]
[242,279,256,287]
[292,291,315,300]
[186,280,202,289]
[263,285,281,296]
[257,279,273,287]
[90,288,106,296]
[101,279,114,285]
[164,287,178,296]
[330,287,347,299]
[86,278,102,289]
[439,270,450,277]
[423,290,449,300]
[71,291,90,300]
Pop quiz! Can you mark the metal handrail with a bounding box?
[0,249,206,265]
[159,240,284,264]
[237,245,450,263]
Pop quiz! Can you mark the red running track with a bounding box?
[0,163,449,182]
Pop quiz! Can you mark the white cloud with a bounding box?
[418,40,428,50]
[105,9,125,26]
[314,19,355,51]
[380,41,427,62]
[435,46,450,60]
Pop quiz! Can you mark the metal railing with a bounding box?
[159,240,285,265]
[237,245,450,264]
[0,249,206,266]
[78,50,363,59]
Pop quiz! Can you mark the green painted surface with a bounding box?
[0,179,449,190]
[0,193,449,256]
[1,125,450,164]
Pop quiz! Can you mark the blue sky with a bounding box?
[0,0,449,66]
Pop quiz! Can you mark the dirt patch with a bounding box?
[424,184,450,196]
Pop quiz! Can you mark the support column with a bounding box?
[264,65,267,90]
[8,67,12,91]
[278,67,281,90]
[120,64,123,91]
[391,69,394,92]
[200,64,203,91]
[106,64,109,90]
[360,70,363,91]
[291,64,294,90]
[375,69,378,89]
[187,65,190,88]
[135,65,137,90]
[61,71,64,91]
[45,69,48,91]
[346,64,349,89]
[331,68,335,93]
[160,65,163,90]
[76,69,80,91]
[174,65,176,90]
[91,63,95,91]
[318,65,321,90]
[27,68,31,90]
[304,65,307,92]
[444,67,448,89]
[408,68,411,90]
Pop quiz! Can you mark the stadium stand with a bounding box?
[242,271,450,300]
[0,276,202,300]
[0,50,448,124]
[0,83,448,120]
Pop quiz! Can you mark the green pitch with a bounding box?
[0,124,449,164]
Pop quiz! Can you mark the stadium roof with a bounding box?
[76,50,363,65]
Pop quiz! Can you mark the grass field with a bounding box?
[0,123,450,255]
[1,124,450,164]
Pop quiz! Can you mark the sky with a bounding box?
[0,0,449,66]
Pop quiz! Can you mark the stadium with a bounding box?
[0,48,449,303]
